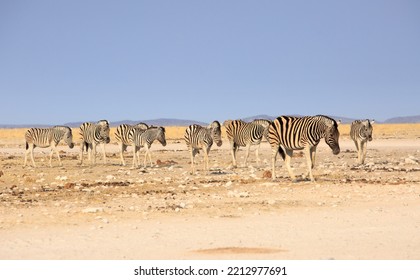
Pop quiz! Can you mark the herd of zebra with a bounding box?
[22,115,374,182]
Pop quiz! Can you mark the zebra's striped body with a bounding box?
[224,119,271,167]
[24,126,74,167]
[350,119,374,164]
[115,122,149,166]
[268,115,340,182]
[79,120,110,165]
[132,126,166,168]
[184,121,222,174]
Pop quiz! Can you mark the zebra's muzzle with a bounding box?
[105,137,111,144]
[69,143,75,149]
[332,147,340,155]
[216,140,223,147]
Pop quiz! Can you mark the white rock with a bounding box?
[82,207,103,213]
[405,157,418,164]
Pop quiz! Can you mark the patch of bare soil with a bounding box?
[0,137,420,259]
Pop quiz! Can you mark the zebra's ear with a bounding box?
[370,119,375,125]
[336,119,342,126]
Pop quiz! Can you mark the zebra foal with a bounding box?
[350,119,374,164]
[24,126,74,167]
[132,126,167,168]
[184,121,223,174]
[115,122,149,166]
[79,120,110,165]
[223,119,271,167]
[268,115,341,182]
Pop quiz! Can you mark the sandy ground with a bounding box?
[0,136,420,260]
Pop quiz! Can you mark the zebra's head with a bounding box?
[362,119,374,142]
[97,120,111,143]
[157,127,167,147]
[209,121,223,147]
[323,118,340,155]
[64,127,74,149]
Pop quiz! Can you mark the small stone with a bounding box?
[82,207,104,213]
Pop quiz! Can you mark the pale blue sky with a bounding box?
[1,0,419,125]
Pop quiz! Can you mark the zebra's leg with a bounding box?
[284,149,296,182]
[203,146,210,173]
[230,142,237,167]
[101,143,107,164]
[24,143,35,167]
[361,141,367,164]
[244,143,251,167]
[304,146,315,182]
[120,143,127,166]
[354,140,361,164]
[255,144,261,167]
[29,144,36,168]
[137,146,141,166]
[143,145,152,167]
[91,143,96,165]
[55,146,62,167]
[49,143,60,167]
[79,142,84,165]
[23,144,29,167]
[148,147,153,167]
[132,145,138,168]
[190,148,195,175]
[271,146,278,180]
[310,146,317,169]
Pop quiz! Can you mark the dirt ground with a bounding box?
[0,132,420,260]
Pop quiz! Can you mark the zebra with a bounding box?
[23,126,74,167]
[79,120,110,165]
[350,119,375,165]
[223,119,271,167]
[268,115,341,182]
[184,121,223,174]
[132,126,167,168]
[115,122,149,166]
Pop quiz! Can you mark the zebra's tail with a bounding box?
[278,146,285,160]
[25,142,28,150]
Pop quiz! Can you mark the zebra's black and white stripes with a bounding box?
[24,126,74,167]
[184,121,222,174]
[132,126,167,168]
[79,120,110,165]
[350,119,374,164]
[268,115,341,182]
[224,119,271,167]
[115,122,149,166]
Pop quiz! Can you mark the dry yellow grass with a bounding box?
[0,123,418,145]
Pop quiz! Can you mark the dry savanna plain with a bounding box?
[0,124,420,260]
